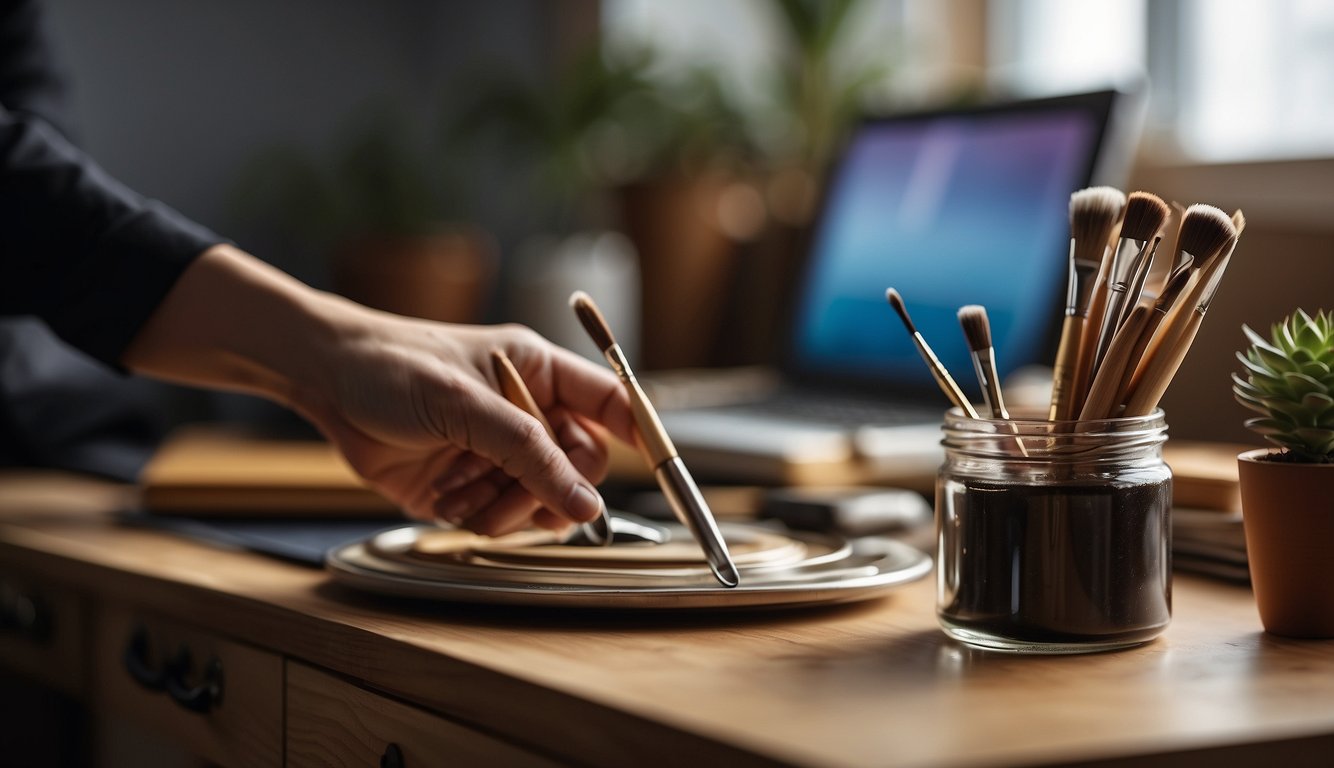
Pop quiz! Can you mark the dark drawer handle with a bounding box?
[165,646,224,714]
[0,582,52,644]
[381,743,405,768]
[123,625,165,691]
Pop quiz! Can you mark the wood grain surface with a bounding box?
[3,470,1333,768]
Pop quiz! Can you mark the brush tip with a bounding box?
[957,305,992,352]
[1178,204,1238,266]
[1121,191,1171,242]
[885,288,915,333]
[1069,186,1127,257]
[569,290,616,352]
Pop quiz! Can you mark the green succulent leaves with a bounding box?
[1234,309,1334,462]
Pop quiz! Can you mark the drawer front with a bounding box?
[94,604,282,768]
[286,661,559,768]
[0,569,85,696]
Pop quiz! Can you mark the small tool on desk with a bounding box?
[886,288,978,419]
[1090,191,1170,374]
[957,304,1009,420]
[489,347,612,547]
[569,290,740,587]
[1049,186,1126,420]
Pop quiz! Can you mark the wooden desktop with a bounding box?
[2,468,1333,767]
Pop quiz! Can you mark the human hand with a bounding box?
[293,315,637,535]
[124,245,636,536]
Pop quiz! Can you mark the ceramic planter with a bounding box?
[334,230,496,324]
[1237,448,1334,638]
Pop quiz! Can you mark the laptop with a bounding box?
[658,89,1140,486]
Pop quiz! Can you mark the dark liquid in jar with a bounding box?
[939,479,1172,644]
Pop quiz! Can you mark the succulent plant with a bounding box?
[1233,309,1334,463]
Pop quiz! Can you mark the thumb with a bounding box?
[455,386,604,524]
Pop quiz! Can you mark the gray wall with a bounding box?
[43,0,565,286]
[38,0,580,425]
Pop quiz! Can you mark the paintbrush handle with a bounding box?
[1079,303,1150,420]
[1124,310,1204,416]
[492,350,558,441]
[1048,314,1086,420]
[914,334,979,419]
[492,348,612,547]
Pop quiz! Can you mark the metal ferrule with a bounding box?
[655,457,740,588]
[603,343,631,379]
[916,334,979,419]
[970,349,1009,420]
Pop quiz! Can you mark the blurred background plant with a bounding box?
[230,101,495,326]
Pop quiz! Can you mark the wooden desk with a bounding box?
[2,470,1333,767]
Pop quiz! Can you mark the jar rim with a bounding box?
[940,407,1167,461]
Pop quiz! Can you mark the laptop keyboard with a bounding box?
[713,390,942,428]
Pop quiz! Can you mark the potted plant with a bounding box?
[1232,308,1334,638]
[231,104,496,324]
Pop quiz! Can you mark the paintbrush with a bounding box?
[957,305,1008,419]
[886,288,978,419]
[1123,210,1241,415]
[1049,186,1126,420]
[569,291,739,587]
[1119,204,1238,403]
[1090,192,1170,374]
[490,348,612,547]
[1080,299,1152,420]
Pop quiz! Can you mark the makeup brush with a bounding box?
[886,288,978,419]
[569,290,739,587]
[1120,204,1238,402]
[957,305,1008,419]
[1124,236,1239,416]
[490,348,612,547]
[1090,192,1170,372]
[1123,210,1240,415]
[1079,299,1152,420]
[1049,186,1126,421]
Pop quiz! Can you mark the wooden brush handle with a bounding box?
[1048,314,1086,421]
[1124,311,1204,416]
[1079,304,1150,420]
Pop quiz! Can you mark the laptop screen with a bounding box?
[788,92,1117,400]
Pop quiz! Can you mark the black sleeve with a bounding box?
[0,105,226,369]
[0,0,226,369]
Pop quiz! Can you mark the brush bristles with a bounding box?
[885,288,916,334]
[1069,186,1126,263]
[1231,209,1247,236]
[957,305,992,352]
[1120,192,1171,242]
[1177,204,1238,269]
[569,291,616,352]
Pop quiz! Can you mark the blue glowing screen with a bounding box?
[790,109,1099,397]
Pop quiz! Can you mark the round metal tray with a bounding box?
[326,523,931,610]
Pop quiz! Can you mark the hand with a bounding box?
[293,318,636,535]
[124,245,636,535]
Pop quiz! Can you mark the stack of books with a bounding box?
[1166,442,1250,583]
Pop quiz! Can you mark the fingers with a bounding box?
[434,411,609,534]
[448,384,604,528]
[497,330,636,447]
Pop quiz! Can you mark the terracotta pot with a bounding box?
[1237,448,1334,638]
[619,173,744,371]
[333,230,496,324]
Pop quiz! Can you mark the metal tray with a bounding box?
[326,523,931,610]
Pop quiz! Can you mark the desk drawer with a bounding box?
[286,662,558,768]
[0,568,85,696]
[94,604,282,767]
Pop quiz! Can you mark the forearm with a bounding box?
[122,244,354,409]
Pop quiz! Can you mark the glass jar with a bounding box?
[936,409,1172,654]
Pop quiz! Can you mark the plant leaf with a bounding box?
[1282,371,1326,397]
